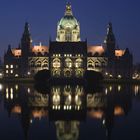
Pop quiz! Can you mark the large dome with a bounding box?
[56,3,81,42]
[58,15,79,30]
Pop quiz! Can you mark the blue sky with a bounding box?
[0,0,140,63]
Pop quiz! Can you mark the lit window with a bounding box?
[6,70,8,74]
[11,70,13,74]
[53,58,61,68]
[15,74,19,77]
[10,65,13,68]
[6,65,9,68]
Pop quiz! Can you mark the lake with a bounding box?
[0,83,140,140]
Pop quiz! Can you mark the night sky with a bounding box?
[0,0,140,63]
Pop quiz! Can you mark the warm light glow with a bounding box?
[6,70,8,74]
[11,105,21,114]
[10,65,13,68]
[88,110,104,119]
[88,46,105,55]
[115,50,125,57]
[32,109,48,119]
[11,70,13,74]
[118,85,121,92]
[6,65,9,68]
[12,49,22,57]
[32,45,49,54]
[118,75,122,79]
[15,74,19,77]
[114,106,124,116]
[0,84,3,91]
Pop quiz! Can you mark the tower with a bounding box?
[56,3,80,42]
[49,3,87,79]
[21,22,32,76]
[104,22,116,58]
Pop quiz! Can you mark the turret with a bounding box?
[6,45,13,57]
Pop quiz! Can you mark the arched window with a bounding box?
[53,58,61,68]
[65,58,72,68]
[75,58,83,68]
[36,61,41,67]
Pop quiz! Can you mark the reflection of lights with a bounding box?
[27,88,31,93]
[105,88,108,95]
[105,72,108,76]
[64,105,66,110]
[53,93,60,105]
[15,85,18,90]
[6,88,8,93]
[134,85,139,96]
[102,119,106,125]
[109,86,112,91]
[114,106,124,115]
[6,93,9,99]
[10,93,13,100]
[15,74,19,77]
[118,85,121,92]
[10,88,13,94]
[27,72,31,75]
[118,75,122,79]
[30,119,33,124]
[0,84,3,91]
[52,105,61,110]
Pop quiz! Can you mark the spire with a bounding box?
[106,22,116,43]
[65,2,73,16]
[104,22,116,58]
[7,45,13,56]
[21,22,32,53]
[107,22,113,34]
[23,22,30,36]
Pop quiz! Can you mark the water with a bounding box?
[0,83,140,140]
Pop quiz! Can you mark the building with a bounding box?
[4,3,133,79]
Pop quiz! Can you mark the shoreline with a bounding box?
[0,78,140,84]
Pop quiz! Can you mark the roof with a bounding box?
[12,48,22,57]
[115,50,125,57]
[32,45,49,54]
[88,46,105,56]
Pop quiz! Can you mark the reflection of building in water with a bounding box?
[51,85,85,111]
[87,84,132,140]
[2,83,134,140]
[3,84,49,140]
[55,121,80,140]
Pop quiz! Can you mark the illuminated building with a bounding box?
[4,3,133,79]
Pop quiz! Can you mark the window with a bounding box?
[6,65,9,68]
[11,70,13,74]
[65,58,72,68]
[53,58,61,68]
[6,70,8,74]
[10,65,13,68]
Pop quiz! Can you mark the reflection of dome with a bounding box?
[55,121,79,140]
[56,3,80,42]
